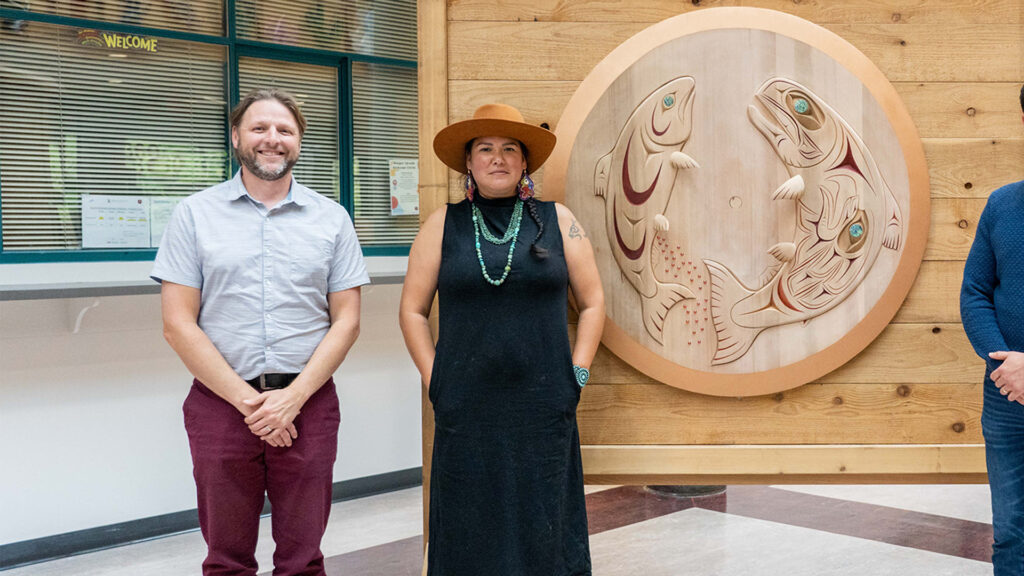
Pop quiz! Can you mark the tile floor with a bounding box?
[4,483,994,575]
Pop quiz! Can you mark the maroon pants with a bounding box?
[183,378,340,576]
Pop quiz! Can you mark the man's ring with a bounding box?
[263,426,272,433]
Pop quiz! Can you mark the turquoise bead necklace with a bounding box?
[471,199,524,286]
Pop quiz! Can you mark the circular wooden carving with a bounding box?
[545,8,929,397]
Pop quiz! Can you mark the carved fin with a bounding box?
[594,153,612,197]
[767,242,796,262]
[882,189,903,251]
[704,260,761,365]
[759,262,783,287]
[641,282,695,344]
[670,151,700,170]
[653,214,670,233]
[771,175,805,201]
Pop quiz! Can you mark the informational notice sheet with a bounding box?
[81,194,150,248]
[388,159,418,216]
[149,196,182,248]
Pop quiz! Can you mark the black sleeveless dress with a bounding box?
[427,195,591,576]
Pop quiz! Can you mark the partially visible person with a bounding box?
[960,84,1024,576]
[400,103,605,575]
[153,87,368,576]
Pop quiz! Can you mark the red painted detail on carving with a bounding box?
[622,133,661,205]
[612,197,646,261]
[651,107,669,136]
[834,139,864,178]
[776,280,799,311]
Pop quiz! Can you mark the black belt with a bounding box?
[246,373,299,391]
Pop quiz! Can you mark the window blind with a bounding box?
[351,61,418,247]
[3,0,224,36]
[0,20,226,250]
[238,57,339,202]
[235,0,415,61]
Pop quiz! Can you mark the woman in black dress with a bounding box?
[399,103,605,575]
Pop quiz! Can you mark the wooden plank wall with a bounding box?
[421,0,1024,485]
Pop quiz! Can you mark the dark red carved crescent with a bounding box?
[613,196,646,261]
[623,132,661,205]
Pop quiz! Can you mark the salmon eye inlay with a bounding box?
[793,98,810,114]
[663,94,675,108]
[849,223,864,239]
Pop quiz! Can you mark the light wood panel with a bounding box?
[585,323,984,385]
[926,138,1024,198]
[577,382,981,444]
[449,21,1024,82]
[895,82,1024,139]
[418,0,448,540]
[419,0,451,219]
[581,444,987,484]
[449,0,1021,25]
[448,80,576,131]
[451,80,1024,141]
[892,260,962,324]
[925,198,984,261]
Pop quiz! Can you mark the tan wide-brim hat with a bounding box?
[433,103,556,174]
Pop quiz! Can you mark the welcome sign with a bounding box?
[78,29,158,53]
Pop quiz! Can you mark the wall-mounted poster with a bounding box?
[81,194,150,248]
[389,158,419,216]
[545,8,930,397]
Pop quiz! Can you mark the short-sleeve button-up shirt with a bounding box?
[151,171,370,380]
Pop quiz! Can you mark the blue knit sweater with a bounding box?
[961,180,1024,374]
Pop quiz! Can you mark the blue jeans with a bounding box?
[983,371,1024,575]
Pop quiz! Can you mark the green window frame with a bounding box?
[0,2,416,264]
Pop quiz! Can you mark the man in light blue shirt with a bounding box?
[152,87,367,576]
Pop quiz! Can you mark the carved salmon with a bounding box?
[595,77,700,343]
[706,78,903,365]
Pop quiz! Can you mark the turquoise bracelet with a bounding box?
[573,364,590,388]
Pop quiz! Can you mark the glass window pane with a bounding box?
[0,20,227,251]
[5,0,225,37]
[351,61,418,247]
[236,0,415,61]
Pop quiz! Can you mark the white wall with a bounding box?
[0,278,422,545]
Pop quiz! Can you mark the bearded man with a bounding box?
[152,87,368,576]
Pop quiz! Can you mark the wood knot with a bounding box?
[897,385,911,397]
[957,219,970,229]
[891,12,902,22]
[898,39,907,46]
[832,396,844,405]
[952,422,966,433]
[964,182,973,190]
[966,107,977,117]
[540,122,550,130]
[932,326,941,334]
[772,392,784,402]
[839,465,847,472]
[692,0,701,5]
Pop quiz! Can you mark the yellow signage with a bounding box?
[78,29,158,53]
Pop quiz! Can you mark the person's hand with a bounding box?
[989,351,1024,403]
[243,389,304,447]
